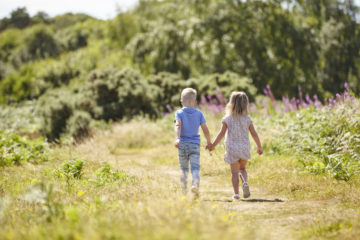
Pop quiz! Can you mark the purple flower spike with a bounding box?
[263,89,268,95]
[336,93,341,99]
[266,84,270,90]
[166,104,172,112]
[344,82,349,90]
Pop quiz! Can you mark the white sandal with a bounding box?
[242,182,250,198]
[232,194,240,200]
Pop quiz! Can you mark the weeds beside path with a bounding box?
[1,122,360,240]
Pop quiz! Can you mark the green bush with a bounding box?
[193,71,257,101]
[37,89,74,141]
[147,72,195,111]
[23,25,59,60]
[269,100,360,181]
[0,64,35,104]
[57,158,84,179]
[35,58,78,87]
[0,131,49,166]
[79,68,159,120]
[65,111,92,142]
[93,163,135,186]
[56,24,88,51]
[0,101,40,135]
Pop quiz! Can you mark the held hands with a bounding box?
[257,147,263,155]
[206,142,215,152]
[174,139,180,148]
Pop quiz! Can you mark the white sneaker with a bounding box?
[191,185,199,198]
[242,182,250,198]
[232,194,240,200]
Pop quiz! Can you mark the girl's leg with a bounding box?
[238,159,250,198]
[238,159,248,184]
[230,162,240,195]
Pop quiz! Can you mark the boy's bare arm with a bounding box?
[200,123,212,146]
[174,119,182,148]
[249,123,263,155]
[211,123,228,149]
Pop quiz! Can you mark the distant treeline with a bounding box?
[1,1,359,102]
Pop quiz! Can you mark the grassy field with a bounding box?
[1,108,360,240]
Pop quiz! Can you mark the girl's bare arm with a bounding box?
[249,123,263,155]
[211,123,228,150]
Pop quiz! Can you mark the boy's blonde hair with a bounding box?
[181,88,197,105]
[225,91,249,117]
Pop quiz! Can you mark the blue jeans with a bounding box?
[178,142,200,191]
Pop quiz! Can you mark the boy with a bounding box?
[174,88,211,197]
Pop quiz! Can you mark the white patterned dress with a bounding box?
[222,115,252,163]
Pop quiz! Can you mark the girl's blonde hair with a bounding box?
[225,91,249,117]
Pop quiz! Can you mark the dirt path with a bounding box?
[146,164,355,239]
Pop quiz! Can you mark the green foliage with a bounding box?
[65,111,92,142]
[0,131,48,166]
[22,25,59,60]
[37,90,74,141]
[79,68,159,120]
[0,101,40,135]
[9,7,31,29]
[194,71,257,101]
[52,13,93,30]
[269,101,360,181]
[0,64,35,103]
[93,163,135,186]
[107,12,140,48]
[57,158,85,179]
[147,72,191,111]
[0,29,20,62]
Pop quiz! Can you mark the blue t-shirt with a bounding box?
[175,107,206,144]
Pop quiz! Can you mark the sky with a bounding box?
[1,0,360,20]
[0,0,139,20]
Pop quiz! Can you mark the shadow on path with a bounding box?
[202,198,284,203]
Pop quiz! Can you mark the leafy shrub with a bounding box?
[147,72,194,111]
[56,24,88,51]
[35,58,78,87]
[79,68,159,120]
[37,89,74,141]
[0,64,35,104]
[269,100,360,181]
[52,13,92,30]
[93,163,135,186]
[193,71,257,102]
[65,111,92,142]
[0,131,49,166]
[57,158,85,179]
[107,12,140,48]
[0,101,40,135]
[0,29,20,62]
[16,25,59,63]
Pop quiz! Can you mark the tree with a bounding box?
[10,7,30,29]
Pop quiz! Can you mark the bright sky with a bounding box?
[0,0,139,20]
[1,0,360,20]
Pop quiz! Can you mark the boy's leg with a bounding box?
[189,144,200,189]
[178,144,189,194]
[238,159,248,184]
[230,161,240,195]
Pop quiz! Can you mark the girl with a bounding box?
[209,91,262,200]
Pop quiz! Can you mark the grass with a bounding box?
[1,108,360,239]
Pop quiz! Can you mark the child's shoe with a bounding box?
[232,194,240,200]
[242,182,250,198]
[191,185,199,198]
